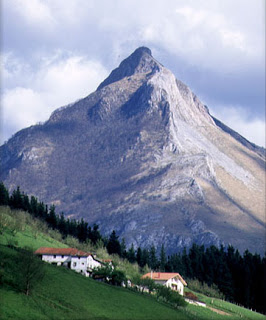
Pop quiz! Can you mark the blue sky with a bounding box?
[1,0,265,146]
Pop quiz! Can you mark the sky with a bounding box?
[1,0,265,147]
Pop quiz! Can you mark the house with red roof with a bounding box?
[141,272,187,296]
[34,247,103,277]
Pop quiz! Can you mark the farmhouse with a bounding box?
[142,272,187,296]
[34,247,103,277]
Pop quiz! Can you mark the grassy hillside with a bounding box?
[0,206,264,320]
[1,245,189,320]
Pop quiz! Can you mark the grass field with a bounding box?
[0,245,189,320]
[184,289,265,320]
[0,205,265,320]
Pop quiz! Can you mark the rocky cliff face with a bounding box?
[1,47,265,254]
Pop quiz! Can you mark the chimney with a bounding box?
[150,270,153,279]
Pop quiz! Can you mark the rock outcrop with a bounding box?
[1,47,265,254]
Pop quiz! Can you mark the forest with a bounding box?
[0,182,265,314]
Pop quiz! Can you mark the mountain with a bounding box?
[1,47,265,254]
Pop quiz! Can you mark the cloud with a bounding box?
[9,0,56,29]
[1,0,264,147]
[210,106,265,148]
[140,3,263,72]
[1,51,107,143]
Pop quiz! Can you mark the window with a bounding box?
[53,255,56,258]
[82,262,84,265]
[62,255,64,258]
[73,262,77,267]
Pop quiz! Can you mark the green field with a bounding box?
[0,206,264,320]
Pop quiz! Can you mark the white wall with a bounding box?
[166,278,184,295]
[41,254,102,277]
[41,254,70,266]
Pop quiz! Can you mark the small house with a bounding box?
[34,247,102,277]
[142,272,187,296]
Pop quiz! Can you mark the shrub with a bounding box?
[184,291,198,301]
[156,285,187,307]
[92,266,127,287]
[187,279,225,299]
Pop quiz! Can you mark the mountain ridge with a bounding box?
[1,47,265,254]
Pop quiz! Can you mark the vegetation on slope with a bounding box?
[1,181,266,317]
[1,205,265,320]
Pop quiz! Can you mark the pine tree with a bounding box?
[149,245,158,270]
[46,205,57,229]
[77,218,88,242]
[0,182,9,205]
[90,224,102,244]
[9,186,23,209]
[182,248,192,278]
[29,196,38,216]
[120,238,127,259]
[127,244,136,263]
[159,244,167,271]
[21,193,30,212]
[189,243,204,282]
[58,212,67,237]
[136,247,143,266]
[107,230,121,255]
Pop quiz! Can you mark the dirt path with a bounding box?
[207,306,231,316]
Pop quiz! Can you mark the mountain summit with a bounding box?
[1,47,265,254]
[97,47,161,90]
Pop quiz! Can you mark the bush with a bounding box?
[92,266,127,287]
[184,291,198,301]
[156,285,187,307]
[0,245,45,295]
[187,279,225,299]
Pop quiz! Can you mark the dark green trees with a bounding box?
[0,182,9,205]
[107,230,121,255]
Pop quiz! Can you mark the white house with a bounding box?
[142,272,187,296]
[34,247,102,277]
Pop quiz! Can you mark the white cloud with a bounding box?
[2,87,46,136]
[1,0,264,147]
[1,52,108,143]
[140,4,257,72]
[11,0,56,29]
[211,106,265,148]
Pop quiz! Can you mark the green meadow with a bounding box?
[0,206,264,320]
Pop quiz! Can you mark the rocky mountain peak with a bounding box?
[97,46,162,90]
[1,47,265,255]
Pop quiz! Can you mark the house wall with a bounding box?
[40,254,102,277]
[166,278,184,295]
[41,254,70,266]
[71,256,88,275]
[87,255,101,269]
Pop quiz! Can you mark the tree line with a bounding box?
[0,182,265,314]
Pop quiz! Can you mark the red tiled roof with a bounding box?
[34,247,92,257]
[142,272,187,286]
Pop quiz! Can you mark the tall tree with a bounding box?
[159,244,167,271]
[46,205,57,229]
[149,245,158,270]
[120,238,127,259]
[77,218,88,242]
[89,224,102,245]
[9,186,23,209]
[107,230,121,255]
[17,248,45,296]
[127,244,136,263]
[58,212,67,237]
[0,182,9,205]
